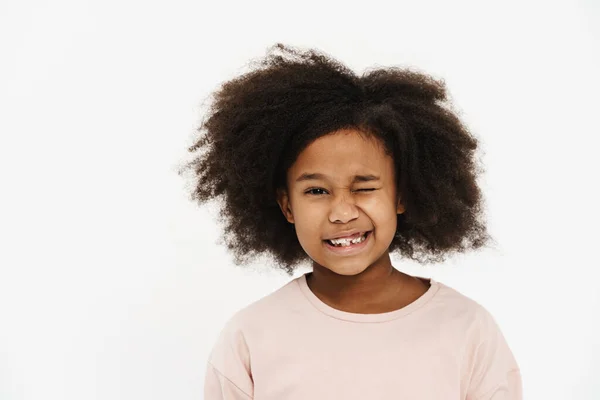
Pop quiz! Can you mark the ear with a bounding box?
[276,188,295,224]
[396,194,405,215]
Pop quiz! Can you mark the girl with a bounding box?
[180,43,522,399]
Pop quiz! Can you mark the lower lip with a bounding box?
[323,231,372,255]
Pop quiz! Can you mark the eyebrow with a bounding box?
[295,173,380,183]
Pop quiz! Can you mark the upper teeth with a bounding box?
[330,233,367,246]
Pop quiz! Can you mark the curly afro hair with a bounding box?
[178,43,493,276]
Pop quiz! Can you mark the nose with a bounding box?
[328,194,359,223]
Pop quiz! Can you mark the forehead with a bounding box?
[289,129,393,180]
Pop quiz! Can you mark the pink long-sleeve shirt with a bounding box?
[204,273,522,399]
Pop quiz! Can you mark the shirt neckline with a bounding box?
[296,271,440,323]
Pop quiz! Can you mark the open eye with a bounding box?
[305,188,327,195]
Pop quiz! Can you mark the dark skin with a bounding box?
[276,129,430,314]
[305,266,430,314]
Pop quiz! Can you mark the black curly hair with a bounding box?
[178,43,493,276]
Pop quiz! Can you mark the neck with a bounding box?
[307,254,410,311]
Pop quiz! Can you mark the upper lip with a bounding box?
[324,230,370,240]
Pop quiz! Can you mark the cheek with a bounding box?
[362,196,393,216]
[292,210,322,240]
[293,224,324,258]
[363,197,399,230]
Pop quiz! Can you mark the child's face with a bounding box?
[276,128,405,276]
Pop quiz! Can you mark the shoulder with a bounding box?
[228,275,302,327]
[205,276,302,395]
[432,282,521,398]
[209,275,302,346]
[441,282,512,342]
[424,280,518,361]
[428,280,495,329]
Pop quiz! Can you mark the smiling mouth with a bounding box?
[324,231,371,247]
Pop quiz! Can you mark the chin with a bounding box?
[319,262,370,276]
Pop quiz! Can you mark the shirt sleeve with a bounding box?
[466,306,523,400]
[203,318,254,400]
[204,362,253,400]
[472,368,522,400]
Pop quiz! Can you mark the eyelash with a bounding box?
[304,188,377,196]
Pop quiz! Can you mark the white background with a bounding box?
[1,0,599,399]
